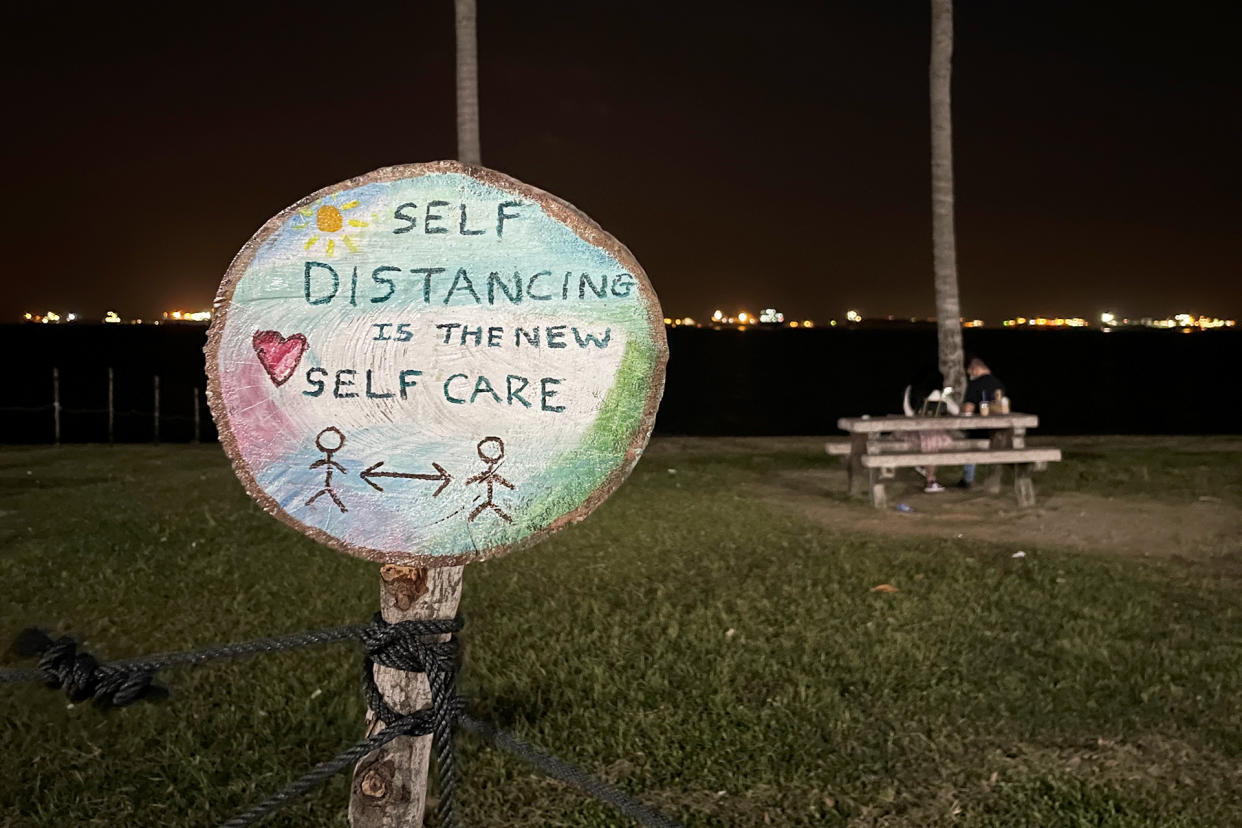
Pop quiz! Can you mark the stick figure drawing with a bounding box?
[465,436,514,523]
[306,426,348,513]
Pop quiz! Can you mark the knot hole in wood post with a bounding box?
[382,564,429,612]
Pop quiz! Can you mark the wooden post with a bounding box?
[985,425,1024,494]
[869,468,888,509]
[865,438,886,508]
[847,433,867,494]
[153,375,160,445]
[984,428,1010,495]
[192,387,201,444]
[350,565,463,828]
[1015,463,1036,508]
[52,367,61,446]
[107,366,115,444]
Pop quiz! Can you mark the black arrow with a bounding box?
[360,461,452,496]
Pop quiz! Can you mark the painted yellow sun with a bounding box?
[292,195,371,256]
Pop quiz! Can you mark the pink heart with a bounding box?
[252,330,309,387]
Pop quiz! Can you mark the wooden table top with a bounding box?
[837,413,1040,433]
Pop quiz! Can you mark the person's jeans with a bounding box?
[962,463,976,483]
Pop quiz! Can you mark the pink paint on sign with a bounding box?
[230,360,299,459]
[252,330,309,386]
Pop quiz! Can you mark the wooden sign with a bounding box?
[206,162,667,566]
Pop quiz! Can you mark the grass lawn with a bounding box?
[1,438,1240,827]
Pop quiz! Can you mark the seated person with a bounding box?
[958,358,1006,488]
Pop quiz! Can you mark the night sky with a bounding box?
[5,1,1238,323]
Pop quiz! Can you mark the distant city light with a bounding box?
[995,313,1232,330]
[164,309,212,322]
[1001,316,1088,328]
[693,308,1232,333]
[103,311,122,324]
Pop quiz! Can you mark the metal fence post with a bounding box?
[52,367,61,446]
[192,387,201,444]
[107,366,115,444]
[153,375,160,445]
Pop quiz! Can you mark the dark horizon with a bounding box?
[5,1,1239,323]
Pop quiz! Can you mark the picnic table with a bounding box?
[830,413,1061,509]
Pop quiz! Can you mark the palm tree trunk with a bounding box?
[455,0,481,165]
[930,0,966,399]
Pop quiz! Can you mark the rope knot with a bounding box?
[360,613,464,828]
[12,628,159,707]
[360,615,462,680]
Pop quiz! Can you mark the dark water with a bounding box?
[2,324,1239,443]
[2,325,218,444]
[660,326,1242,435]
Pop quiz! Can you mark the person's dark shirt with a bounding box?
[965,373,1005,408]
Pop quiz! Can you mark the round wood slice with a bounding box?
[205,162,666,566]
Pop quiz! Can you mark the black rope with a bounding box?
[459,714,682,828]
[217,711,426,828]
[3,624,368,706]
[5,619,683,828]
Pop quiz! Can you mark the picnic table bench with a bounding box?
[830,413,1061,509]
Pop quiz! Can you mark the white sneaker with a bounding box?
[914,466,928,479]
[924,482,946,493]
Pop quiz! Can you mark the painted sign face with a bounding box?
[206,162,667,566]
